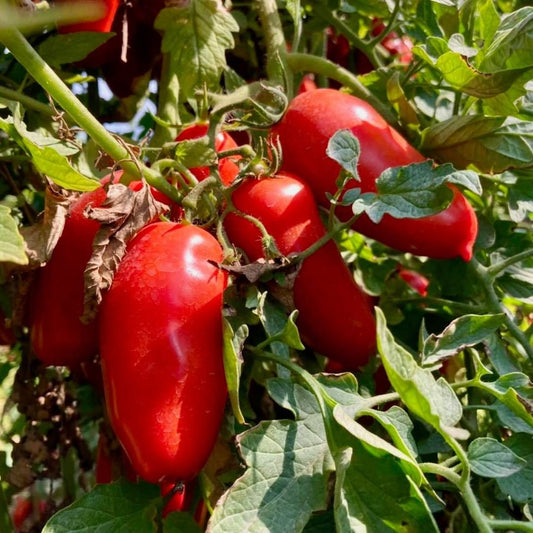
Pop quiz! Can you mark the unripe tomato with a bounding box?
[99,222,228,483]
[29,187,106,367]
[55,0,119,34]
[176,124,240,186]
[224,172,376,369]
[271,89,478,261]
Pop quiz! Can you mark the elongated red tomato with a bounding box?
[224,172,376,369]
[30,187,106,367]
[271,89,477,261]
[99,222,228,483]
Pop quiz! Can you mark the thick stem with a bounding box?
[256,0,292,94]
[285,53,398,127]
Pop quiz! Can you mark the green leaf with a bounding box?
[422,314,505,364]
[481,7,533,71]
[476,0,500,55]
[375,308,465,438]
[326,129,361,179]
[497,263,533,304]
[508,178,533,222]
[474,373,533,430]
[0,206,28,265]
[38,32,114,67]
[351,161,481,224]
[223,319,248,425]
[42,481,160,532]
[155,0,239,100]
[496,434,533,503]
[468,437,526,478]
[207,380,334,533]
[436,52,528,98]
[334,445,439,533]
[421,115,533,173]
[0,114,99,192]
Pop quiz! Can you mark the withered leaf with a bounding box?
[20,181,76,268]
[220,257,289,284]
[82,182,170,322]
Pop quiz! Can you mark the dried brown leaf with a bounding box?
[19,182,77,268]
[82,182,170,322]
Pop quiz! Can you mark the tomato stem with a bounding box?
[285,53,398,126]
[488,248,533,277]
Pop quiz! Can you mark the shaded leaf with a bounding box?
[326,129,360,179]
[468,437,526,478]
[496,434,533,503]
[0,206,28,265]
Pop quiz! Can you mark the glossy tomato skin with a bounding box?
[224,172,376,369]
[55,0,120,33]
[176,124,240,186]
[99,222,228,484]
[271,89,477,261]
[398,267,429,296]
[30,187,106,367]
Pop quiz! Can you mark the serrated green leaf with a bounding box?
[422,314,505,364]
[352,161,480,224]
[481,7,533,71]
[0,206,28,265]
[508,179,533,222]
[326,129,361,179]
[376,308,465,437]
[42,481,160,532]
[468,437,526,478]
[155,0,239,100]
[223,319,248,425]
[207,381,334,533]
[334,445,439,533]
[421,115,533,173]
[38,32,114,67]
[496,434,533,503]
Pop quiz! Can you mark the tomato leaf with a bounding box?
[0,110,98,192]
[421,115,533,173]
[0,206,28,265]
[163,511,203,532]
[376,308,466,439]
[155,0,239,100]
[207,380,335,533]
[468,437,526,478]
[175,138,217,169]
[42,481,160,532]
[334,445,438,533]
[422,314,505,365]
[38,31,114,67]
[351,160,480,224]
[507,174,533,222]
[326,129,360,180]
[480,7,533,71]
[496,434,533,503]
[222,319,248,425]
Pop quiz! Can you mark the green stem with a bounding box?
[488,249,533,277]
[285,53,398,127]
[419,462,462,485]
[256,0,292,93]
[470,258,533,360]
[388,296,483,316]
[0,24,179,202]
[0,85,54,115]
[488,519,533,531]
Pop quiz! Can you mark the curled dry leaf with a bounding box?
[82,182,170,322]
[20,181,74,268]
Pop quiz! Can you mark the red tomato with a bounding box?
[95,432,138,484]
[271,89,478,261]
[224,172,376,369]
[297,74,318,94]
[29,186,106,367]
[160,481,192,517]
[11,496,47,532]
[99,222,228,483]
[176,124,240,186]
[398,267,429,296]
[55,0,119,34]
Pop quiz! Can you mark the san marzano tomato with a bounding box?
[99,222,228,484]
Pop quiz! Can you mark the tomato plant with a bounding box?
[0,0,532,532]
